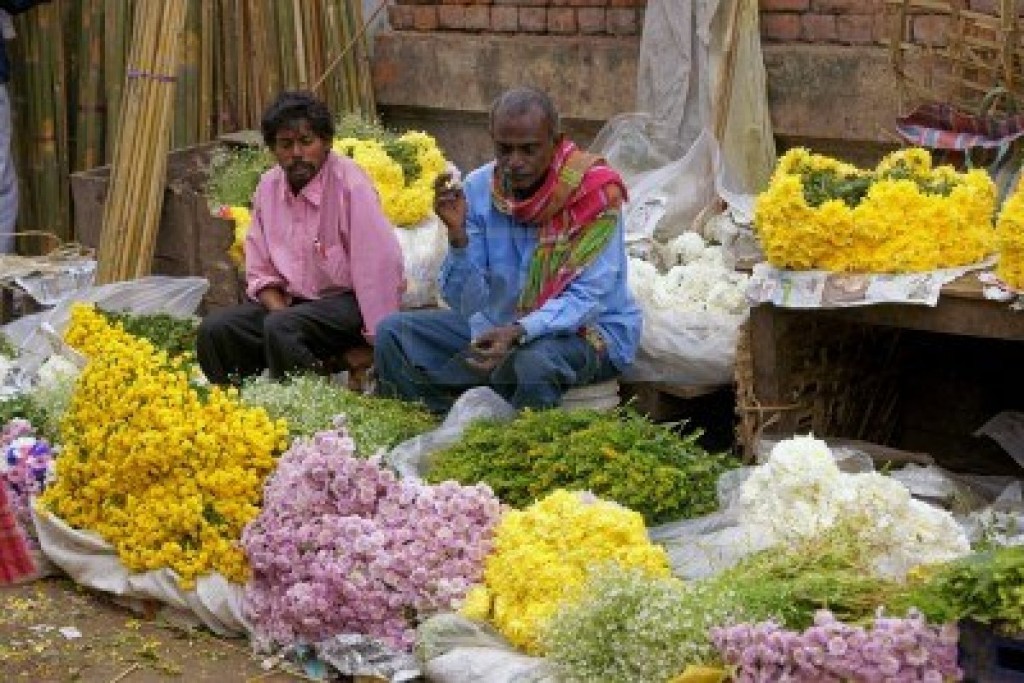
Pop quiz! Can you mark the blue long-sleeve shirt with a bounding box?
[439,161,642,371]
[0,1,50,84]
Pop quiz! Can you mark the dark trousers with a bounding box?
[196,293,364,385]
[374,309,618,414]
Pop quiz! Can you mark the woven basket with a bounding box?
[888,0,1024,113]
[734,314,906,462]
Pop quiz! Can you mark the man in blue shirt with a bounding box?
[0,1,50,254]
[374,86,641,413]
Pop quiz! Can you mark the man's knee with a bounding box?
[262,309,300,339]
[374,313,403,347]
[511,346,558,385]
[198,308,237,343]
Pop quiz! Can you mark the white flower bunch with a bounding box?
[628,232,749,315]
[738,435,970,580]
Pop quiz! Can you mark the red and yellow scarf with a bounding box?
[491,139,627,314]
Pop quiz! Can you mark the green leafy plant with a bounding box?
[800,161,956,209]
[426,409,738,525]
[899,545,1024,635]
[240,374,436,454]
[206,146,273,208]
[97,309,198,359]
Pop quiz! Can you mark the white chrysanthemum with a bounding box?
[706,281,748,315]
[666,232,706,265]
[697,245,728,269]
[627,258,658,304]
[37,355,80,391]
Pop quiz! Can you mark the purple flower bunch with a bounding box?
[0,419,56,530]
[711,609,962,682]
[242,423,502,651]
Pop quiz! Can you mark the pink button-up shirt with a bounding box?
[244,152,404,342]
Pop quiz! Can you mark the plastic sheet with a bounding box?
[416,614,555,683]
[314,634,420,682]
[394,214,447,310]
[33,508,248,637]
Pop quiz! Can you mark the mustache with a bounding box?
[286,161,316,174]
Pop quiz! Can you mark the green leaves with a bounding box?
[426,408,738,525]
[912,546,1024,634]
[97,309,198,359]
[800,160,956,209]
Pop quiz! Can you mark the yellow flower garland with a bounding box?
[39,305,289,588]
[996,178,1024,289]
[333,130,446,227]
[460,489,670,654]
[755,148,996,272]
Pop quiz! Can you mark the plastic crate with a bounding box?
[959,619,1024,683]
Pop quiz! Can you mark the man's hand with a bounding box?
[466,324,523,373]
[258,287,290,312]
[434,173,468,248]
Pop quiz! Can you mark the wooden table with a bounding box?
[744,271,1024,453]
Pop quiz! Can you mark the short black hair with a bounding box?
[260,90,335,147]
[489,86,560,141]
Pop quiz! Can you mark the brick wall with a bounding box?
[387,0,647,37]
[386,0,969,47]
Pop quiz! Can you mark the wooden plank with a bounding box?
[819,295,1024,341]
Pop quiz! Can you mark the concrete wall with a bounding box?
[373,1,958,172]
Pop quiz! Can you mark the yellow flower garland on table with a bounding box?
[38,304,289,588]
[755,148,996,272]
[459,489,670,655]
[996,178,1024,289]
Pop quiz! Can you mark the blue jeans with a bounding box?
[374,309,618,414]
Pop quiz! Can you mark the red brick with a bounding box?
[464,4,490,30]
[490,5,518,32]
[519,7,547,32]
[578,7,606,34]
[547,7,577,33]
[438,5,466,29]
[836,14,873,44]
[969,0,998,13]
[760,12,801,42]
[494,0,546,5]
[759,0,809,10]
[387,4,415,30]
[412,6,439,30]
[394,0,438,5]
[606,7,639,35]
[609,0,646,6]
[802,13,837,42]
[440,0,472,5]
[912,14,948,46]
[812,0,878,13]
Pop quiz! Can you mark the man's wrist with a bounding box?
[448,232,469,248]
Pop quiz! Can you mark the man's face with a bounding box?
[491,106,557,196]
[271,119,329,191]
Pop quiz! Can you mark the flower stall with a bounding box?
[0,272,1021,682]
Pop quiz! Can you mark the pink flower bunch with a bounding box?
[0,419,56,533]
[711,609,962,682]
[242,424,502,651]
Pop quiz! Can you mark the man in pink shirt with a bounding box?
[197,91,404,385]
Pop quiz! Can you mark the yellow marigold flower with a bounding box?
[462,489,669,655]
[41,305,289,588]
[755,147,996,272]
[996,176,1024,289]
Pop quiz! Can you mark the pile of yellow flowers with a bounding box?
[460,489,670,654]
[333,130,446,227]
[754,148,996,272]
[218,205,252,267]
[996,178,1024,289]
[39,305,289,588]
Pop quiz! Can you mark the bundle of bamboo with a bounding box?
[6,0,378,247]
[95,0,188,283]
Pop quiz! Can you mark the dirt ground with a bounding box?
[0,578,303,683]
